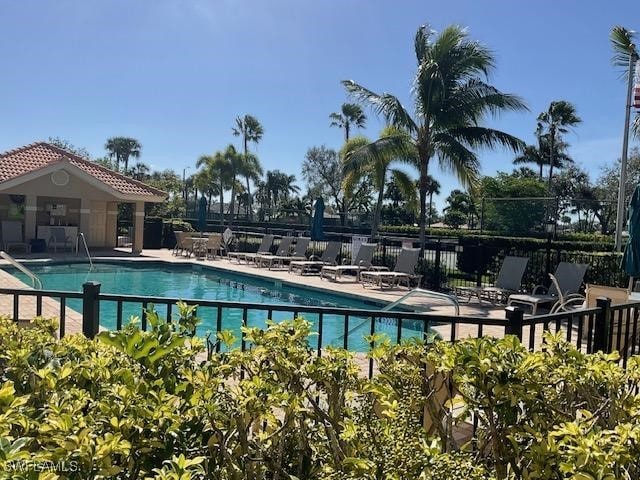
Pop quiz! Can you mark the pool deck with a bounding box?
[0,248,509,340]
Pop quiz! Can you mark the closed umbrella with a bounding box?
[310,198,325,241]
[198,196,207,233]
[621,185,640,289]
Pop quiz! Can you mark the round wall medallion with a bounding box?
[51,170,69,186]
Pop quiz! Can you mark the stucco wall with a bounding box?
[0,169,122,248]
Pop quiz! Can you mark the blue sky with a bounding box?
[0,0,638,208]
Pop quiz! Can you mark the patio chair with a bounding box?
[48,226,73,253]
[1,221,30,253]
[507,262,589,315]
[455,256,529,304]
[205,234,223,259]
[289,241,342,275]
[244,236,294,265]
[172,231,185,256]
[258,237,310,269]
[228,234,274,263]
[221,228,234,256]
[360,247,422,289]
[320,243,378,282]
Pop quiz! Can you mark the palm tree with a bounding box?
[265,170,299,208]
[232,115,264,219]
[611,26,639,138]
[197,151,232,227]
[537,101,581,187]
[104,137,142,172]
[343,24,526,251]
[329,103,367,141]
[425,175,441,227]
[342,127,417,237]
[130,162,150,181]
[221,145,243,226]
[514,132,573,179]
[237,153,263,217]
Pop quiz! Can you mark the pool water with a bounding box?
[5,261,424,350]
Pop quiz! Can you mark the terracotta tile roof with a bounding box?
[0,142,166,199]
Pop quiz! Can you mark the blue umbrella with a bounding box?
[622,185,640,282]
[198,196,208,232]
[310,198,325,241]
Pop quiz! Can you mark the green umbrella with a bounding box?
[310,198,325,241]
[621,185,640,283]
[197,196,207,233]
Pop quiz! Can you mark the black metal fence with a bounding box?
[2,284,639,376]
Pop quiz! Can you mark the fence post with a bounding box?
[504,306,524,341]
[593,296,612,353]
[381,237,387,266]
[82,281,101,339]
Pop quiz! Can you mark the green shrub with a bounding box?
[1,313,639,479]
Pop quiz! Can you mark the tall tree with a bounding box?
[342,127,417,237]
[237,153,263,216]
[130,162,150,181]
[104,137,142,172]
[222,144,243,227]
[513,131,573,179]
[343,23,526,252]
[197,151,232,227]
[537,101,581,187]
[329,103,367,141]
[232,114,264,219]
[425,175,441,228]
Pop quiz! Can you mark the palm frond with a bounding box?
[610,26,638,71]
[433,134,480,190]
[342,80,418,133]
[633,112,640,139]
[442,126,525,153]
[389,168,418,212]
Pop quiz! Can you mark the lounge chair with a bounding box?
[1,221,30,253]
[360,247,422,289]
[320,243,378,282]
[455,256,529,304]
[289,241,342,275]
[258,237,310,269]
[245,236,294,266]
[228,234,274,263]
[508,262,589,315]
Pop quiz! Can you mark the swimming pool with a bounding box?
[4,261,424,350]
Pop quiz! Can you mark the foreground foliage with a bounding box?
[0,311,639,479]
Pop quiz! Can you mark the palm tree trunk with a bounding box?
[371,182,385,238]
[229,175,236,228]
[548,128,555,188]
[344,122,350,142]
[219,182,225,228]
[418,153,429,255]
[539,162,543,179]
[428,192,434,228]
[246,176,251,218]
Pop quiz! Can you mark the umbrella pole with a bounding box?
[629,276,635,293]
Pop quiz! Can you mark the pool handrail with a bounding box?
[0,250,42,290]
[76,232,93,270]
[382,288,460,316]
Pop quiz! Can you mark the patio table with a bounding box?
[189,237,208,259]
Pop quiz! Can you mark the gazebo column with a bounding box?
[132,201,145,254]
[105,202,118,248]
[80,198,91,240]
[24,195,37,241]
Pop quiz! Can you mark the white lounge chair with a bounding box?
[258,237,310,269]
[360,247,422,289]
[243,236,293,265]
[1,221,30,253]
[228,234,274,263]
[289,241,342,275]
[455,256,529,304]
[320,243,378,282]
[508,262,589,315]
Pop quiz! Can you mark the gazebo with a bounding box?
[0,142,166,253]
